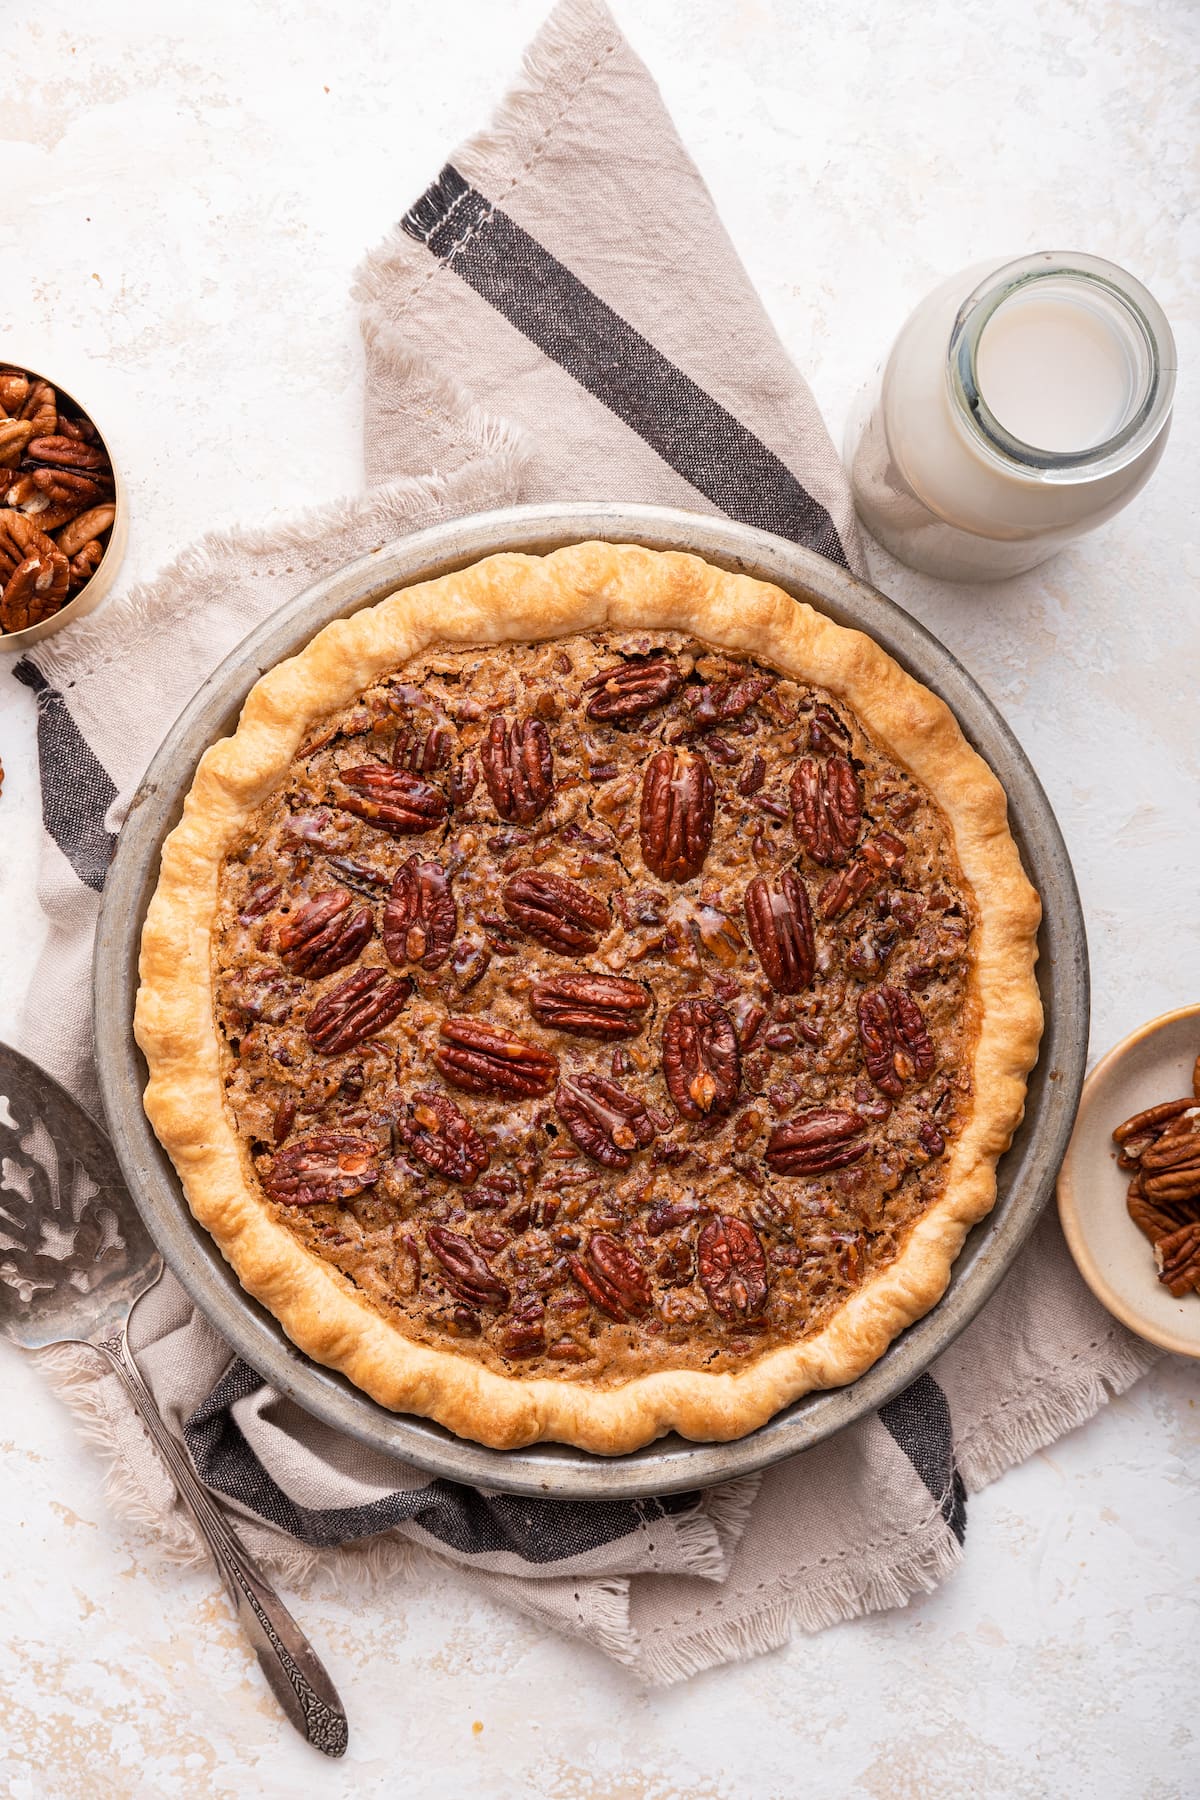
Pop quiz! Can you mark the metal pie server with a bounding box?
[0,1041,349,1757]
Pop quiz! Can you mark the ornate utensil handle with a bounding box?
[95,1333,349,1757]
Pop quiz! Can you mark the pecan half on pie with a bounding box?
[136,543,1042,1452]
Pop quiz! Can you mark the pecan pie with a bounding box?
[136,543,1042,1452]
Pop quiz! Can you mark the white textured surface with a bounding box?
[2,1,1198,1795]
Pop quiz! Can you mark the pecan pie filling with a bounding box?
[213,630,978,1381]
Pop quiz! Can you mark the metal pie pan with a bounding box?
[93,503,1088,1499]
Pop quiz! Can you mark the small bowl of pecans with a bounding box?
[1058,1003,1200,1358]
[0,359,125,650]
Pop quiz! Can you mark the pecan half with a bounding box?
[305,968,411,1053]
[1154,1222,1200,1297]
[426,1226,509,1307]
[662,998,740,1120]
[529,973,651,1039]
[765,1108,868,1175]
[502,870,610,957]
[382,857,457,970]
[396,1090,489,1185]
[0,510,56,579]
[818,832,908,920]
[260,1132,380,1205]
[480,716,554,823]
[554,1073,656,1169]
[568,1233,652,1321]
[790,755,862,867]
[639,748,716,882]
[857,985,936,1097]
[392,723,451,774]
[337,762,448,836]
[277,889,374,978]
[0,549,69,631]
[55,504,116,559]
[697,1215,768,1319]
[686,672,775,730]
[743,870,816,994]
[581,654,683,721]
[435,1016,559,1097]
[26,434,108,472]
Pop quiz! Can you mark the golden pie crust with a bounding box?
[135,542,1042,1452]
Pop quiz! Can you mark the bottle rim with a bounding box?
[947,252,1177,483]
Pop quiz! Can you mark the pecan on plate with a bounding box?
[743,869,816,994]
[662,997,740,1120]
[639,747,716,882]
[857,985,936,1098]
[554,1072,657,1169]
[480,715,554,824]
[790,755,862,867]
[435,1016,559,1097]
[581,654,683,721]
[396,1090,489,1185]
[260,1131,380,1205]
[1136,1107,1200,1201]
[502,870,610,957]
[1154,1222,1200,1297]
[529,972,651,1040]
[336,763,448,836]
[277,889,374,978]
[818,832,908,921]
[426,1226,509,1307]
[305,967,411,1053]
[697,1215,768,1320]
[1113,1098,1194,1166]
[383,856,457,971]
[764,1107,868,1175]
[568,1233,653,1321]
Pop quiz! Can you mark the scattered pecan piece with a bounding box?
[554,1073,656,1169]
[396,1090,489,1185]
[480,715,554,823]
[568,1233,653,1321]
[383,857,457,970]
[337,763,448,836]
[502,871,610,957]
[304,967,411,1053]
[662,998,740,1120]
[790,756,862,867]
[743,869,816,994]
[765,1108,869,1175]
[857,985,936,1097]
[697,1215,768,1319]
[639,747,716,882]
[435,1016,559,1097]
[818,832,908,920]
[277,888,374,978]
[580,654,683,720]
[426,1226,509,1307]
[529,972,651,1040]
[260,1131,380,1205]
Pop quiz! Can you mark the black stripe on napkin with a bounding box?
[184,1359,697,1557]
[402,164,850,568]
[878,1373,967,1544]
[12,660,118,893]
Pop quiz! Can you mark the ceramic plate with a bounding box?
[1058,1003,1200,1358]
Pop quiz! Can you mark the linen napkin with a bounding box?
[10,0,1154,1685]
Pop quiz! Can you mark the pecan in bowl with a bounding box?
[0,363,122,642]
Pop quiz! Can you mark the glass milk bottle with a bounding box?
[845,252,1177,581]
